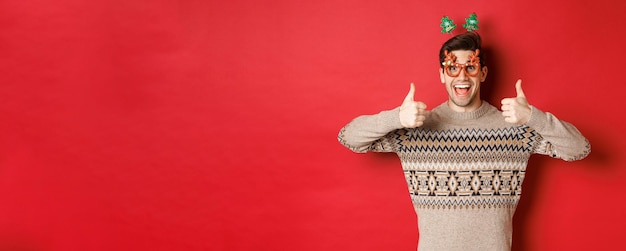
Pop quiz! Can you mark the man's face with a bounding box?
[439,50,488,112]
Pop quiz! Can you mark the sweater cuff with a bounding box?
[378,107,404,131]
[525,105,548,131]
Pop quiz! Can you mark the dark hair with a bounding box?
[439,32,485,68]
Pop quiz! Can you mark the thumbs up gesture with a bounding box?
[400,83,429,128]
[500,79,531,124]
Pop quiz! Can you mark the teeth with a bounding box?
[455,85,470,89]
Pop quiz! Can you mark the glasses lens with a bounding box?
[446,65,460,77]
[465,64,479,76]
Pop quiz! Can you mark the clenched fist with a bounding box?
[501,79,531,124]
[400,83,429,128]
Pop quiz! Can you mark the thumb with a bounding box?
[404,83,415,102]
[515,79,526,98]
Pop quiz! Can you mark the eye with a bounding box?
[449,66,458,71]
[466,65,476,71]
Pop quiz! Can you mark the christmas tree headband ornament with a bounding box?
[440,16,457,34]
[463,13,479,32]
[440,13,480,34]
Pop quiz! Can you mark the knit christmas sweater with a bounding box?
[338,101,590,251]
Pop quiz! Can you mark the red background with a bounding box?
[1,0,624,250]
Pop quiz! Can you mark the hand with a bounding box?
[399,83,429,128]
[501,79,531,124]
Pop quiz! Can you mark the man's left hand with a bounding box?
[501,79,531,124]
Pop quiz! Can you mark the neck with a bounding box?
[447,99,483,112]
[440,100,491,120]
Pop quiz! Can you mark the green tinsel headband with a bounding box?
[440,13,479,34]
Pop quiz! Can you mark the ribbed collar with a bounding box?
[437,101,493,120]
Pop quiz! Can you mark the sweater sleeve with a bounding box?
[525,106,591,161]
[338,107,404,153]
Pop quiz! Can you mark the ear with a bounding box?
[439,68,446,83]
[480,66,488,82]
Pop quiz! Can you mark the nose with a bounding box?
[457,67,469,79]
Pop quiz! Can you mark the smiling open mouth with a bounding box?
[454,84,470,96]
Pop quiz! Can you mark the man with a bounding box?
[337,32,590,251]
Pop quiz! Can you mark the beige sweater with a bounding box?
[338,101,590,251]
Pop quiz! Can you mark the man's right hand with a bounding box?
[399,83,429,128]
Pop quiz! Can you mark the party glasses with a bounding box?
[442,49,481,77]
